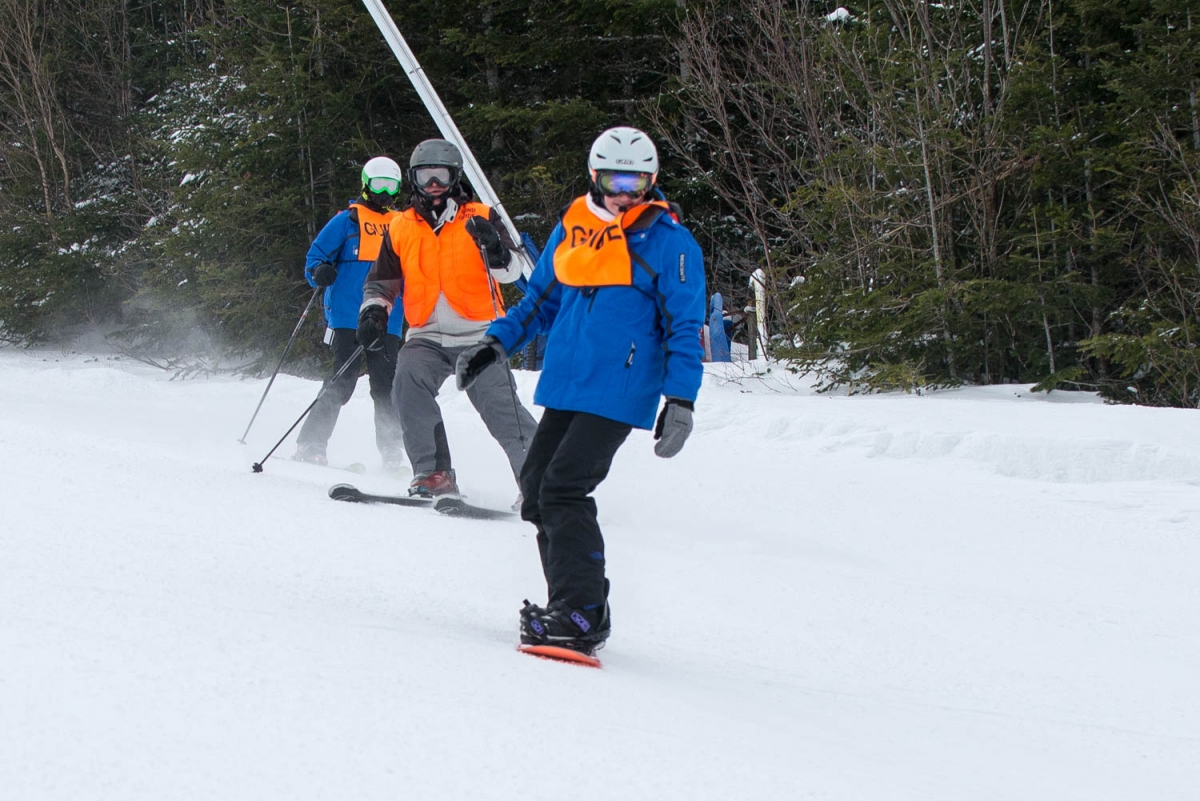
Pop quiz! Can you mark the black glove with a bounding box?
[653,398,694,458]
[455,336,506,390]
[464,216,511,270]
[311,262,338,287]
[356,305,388,352]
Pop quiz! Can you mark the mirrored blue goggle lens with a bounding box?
[414,166,454,187]
[366,176,401,195]
[597,171,652,196]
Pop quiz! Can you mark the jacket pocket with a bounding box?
[621,341,637,395]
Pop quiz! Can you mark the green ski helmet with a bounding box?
[361,156,403,206]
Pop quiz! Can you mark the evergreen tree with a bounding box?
[657,0,1200,404]
[0,0,150,342]
[1069,0,1200,405]
[3,0,1195,406]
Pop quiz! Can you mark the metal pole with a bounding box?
[239,286,321,443]
[359,0,529,274]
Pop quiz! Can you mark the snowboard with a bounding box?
[328,483,432,507]
[518,644,602,668]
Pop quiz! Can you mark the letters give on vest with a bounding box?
[553,198,669,288]
[350,203,394,263]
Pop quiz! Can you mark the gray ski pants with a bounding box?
[391,337,537,483]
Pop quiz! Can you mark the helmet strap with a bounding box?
[361,191,391,212]
[588,181,607,208]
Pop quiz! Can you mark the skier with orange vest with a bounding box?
[357,139,537,500]
[455,127,707,658]
[294,157,407,469]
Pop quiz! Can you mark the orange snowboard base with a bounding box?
[518,644,602,668]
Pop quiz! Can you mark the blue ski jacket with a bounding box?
[487,198,706,430]
[305,203,404,336]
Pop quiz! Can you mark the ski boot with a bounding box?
[408,469,458,498]
[292,445,328,466]
[520,600,611,655]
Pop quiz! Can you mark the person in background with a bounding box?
[357,139,537,500]
[293,157,407,470]
[455,126,706,656]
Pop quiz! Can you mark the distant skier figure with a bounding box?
[357,139,536,499]
[294,157,407,470]
[456,126,706,656]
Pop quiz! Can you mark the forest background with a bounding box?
[1,0,1198,407]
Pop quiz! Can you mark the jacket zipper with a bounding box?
[625,342,636,367]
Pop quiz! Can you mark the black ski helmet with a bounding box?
[408,139,464,196]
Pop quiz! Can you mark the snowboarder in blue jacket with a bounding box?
[293,157,407,469]
[455,127,707,655]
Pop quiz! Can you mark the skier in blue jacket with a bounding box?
[293,157,407,469]
[455,127,706,656]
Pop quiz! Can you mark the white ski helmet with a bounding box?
[361,156,403,197]
[588,126,659,181]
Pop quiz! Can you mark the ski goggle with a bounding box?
[594,170,654,197]
[412,166,457,189]
[365,175,401,195]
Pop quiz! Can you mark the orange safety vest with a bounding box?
[553,197,670,287]
[350,203,394,263]
[389,202,503,327]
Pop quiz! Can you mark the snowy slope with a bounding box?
[2,347,1197,801]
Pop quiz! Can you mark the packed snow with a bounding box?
[2,346,1198,800]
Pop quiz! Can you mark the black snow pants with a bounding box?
[518,408,633,611]
[296,328,404,461]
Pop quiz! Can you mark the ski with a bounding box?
[328,485,517,518]
[276,456,367,474]
[433,496,520,521]
[328,483,432,507]
[518,644,602,668]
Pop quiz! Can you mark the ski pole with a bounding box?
[251,344,366,473]
[479,248,528,451]
[239,286,322,444]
